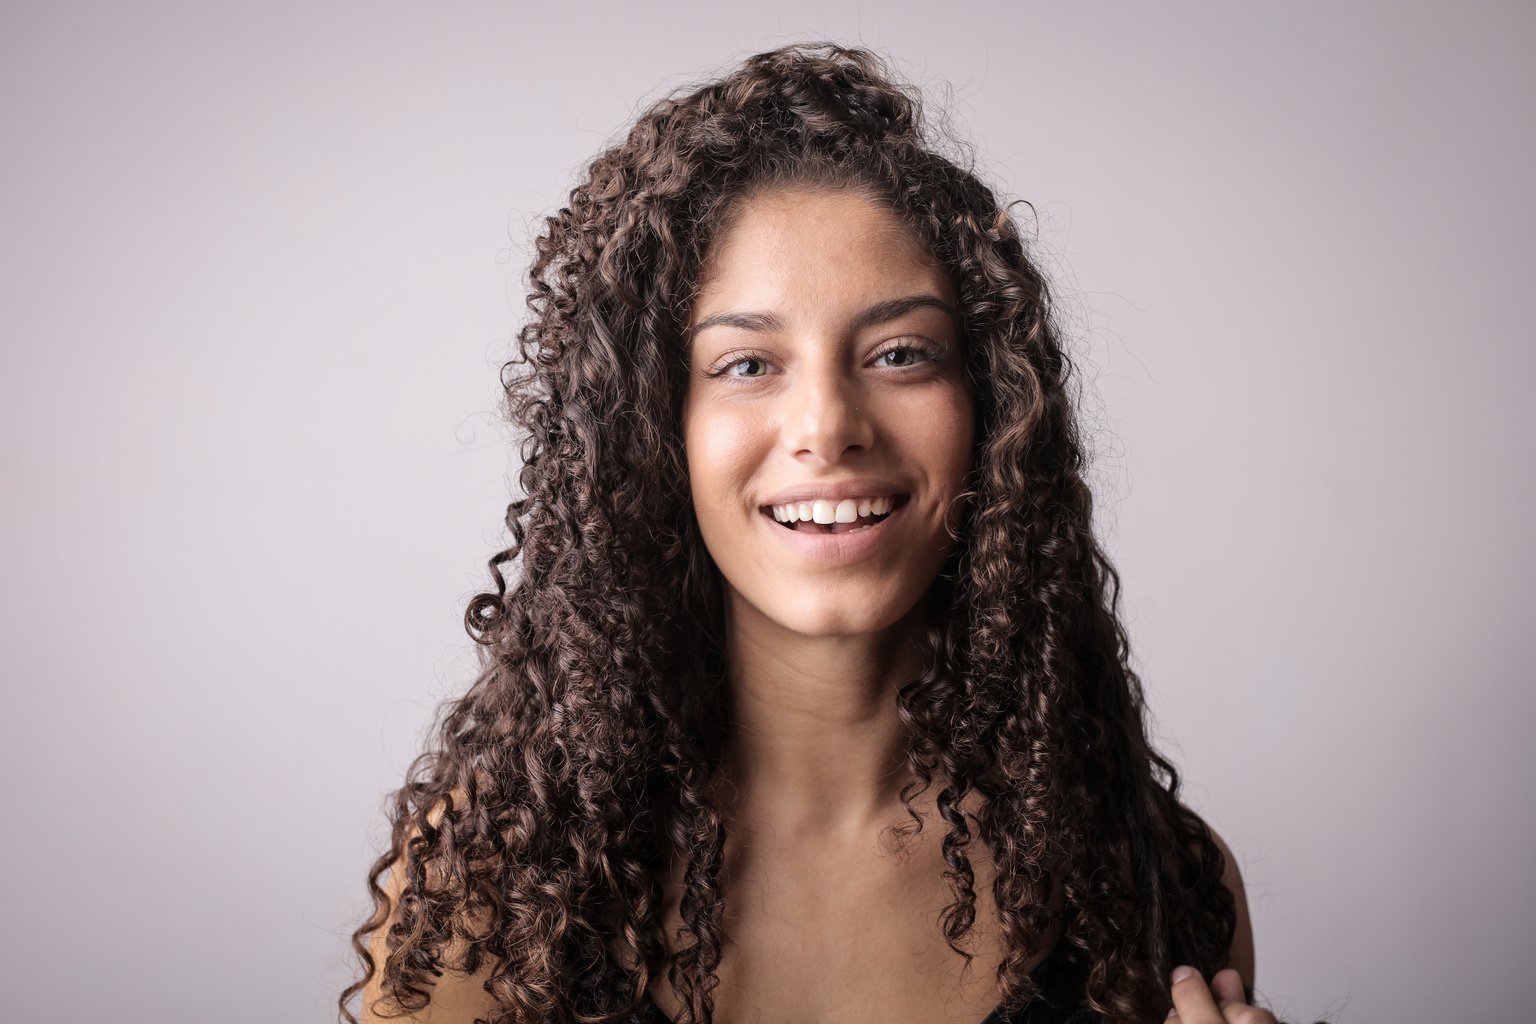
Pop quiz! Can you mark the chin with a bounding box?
[757,596,917,639]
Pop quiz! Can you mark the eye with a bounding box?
[704,350,775,379]
[871,339,944,369]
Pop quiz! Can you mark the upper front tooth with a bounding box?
[773,496,896,521]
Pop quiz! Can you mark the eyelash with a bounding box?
[703,339,946,380]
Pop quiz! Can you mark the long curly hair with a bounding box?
[340,41,1235,1024]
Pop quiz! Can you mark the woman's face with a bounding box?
[682,186,975,638]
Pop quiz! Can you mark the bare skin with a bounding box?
[639,817,1256,1024]
[638,783,1064,1024]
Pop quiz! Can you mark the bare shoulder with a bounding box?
[360,789,505,1024]
[1197,816,1256,989]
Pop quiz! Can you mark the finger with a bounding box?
[1205,967,1278,1024]
[1167,965,1222,1022]
[1210,968,1245,1005]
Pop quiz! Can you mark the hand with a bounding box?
[1166,966,1277,1023]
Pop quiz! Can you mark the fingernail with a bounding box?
[1170,965,1196,985]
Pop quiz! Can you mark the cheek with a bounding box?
[960,415,978,478]
[683,405,764,508]
[942,391,977,467]
[891,386,976,478]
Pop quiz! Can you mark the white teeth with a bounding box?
[768,495,901,523]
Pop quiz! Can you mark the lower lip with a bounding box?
[758,500,906,565]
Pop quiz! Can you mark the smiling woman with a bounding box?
[683,188,974,638]
[342,43,1271,1024]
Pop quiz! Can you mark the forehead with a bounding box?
[690,187,952,321]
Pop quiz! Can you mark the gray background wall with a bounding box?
[2,2,1531,1021]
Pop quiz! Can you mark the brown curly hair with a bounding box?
[340,41,1236,1024]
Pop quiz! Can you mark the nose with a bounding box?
[781,361,874,461]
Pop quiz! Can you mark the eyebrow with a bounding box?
[686,293,955,342]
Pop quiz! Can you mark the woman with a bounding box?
[341,43,1273,1024]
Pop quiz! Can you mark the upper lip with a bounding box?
[759,479,909,508]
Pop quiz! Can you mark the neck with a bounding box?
[714,593,932,842]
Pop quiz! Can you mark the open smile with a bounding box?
[761,493,909,533]
[755,494,911,563]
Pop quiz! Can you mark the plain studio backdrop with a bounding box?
[2,2,1531,1021]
